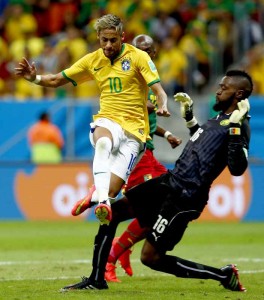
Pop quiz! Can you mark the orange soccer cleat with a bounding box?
[105,263,121,283]
[71,184,96,216]
[118,249,133,276]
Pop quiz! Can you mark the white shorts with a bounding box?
[89,118,146,181]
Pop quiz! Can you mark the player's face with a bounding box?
[98,29,124,59]
[214,76,237,112]
[138,44,156,60]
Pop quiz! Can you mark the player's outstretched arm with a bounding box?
[150,83,170,117]
[228,98,250,176]
[14,57,37,82]
[174,92,197,126]
[229,99,250,125]
[174,92,200,134]
[15,57,68,88]
[155,125,182,149]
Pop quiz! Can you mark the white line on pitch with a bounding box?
[0,259,93,265]
[222,258,264,262]
[1,270,264,282]
[1,257,264,266]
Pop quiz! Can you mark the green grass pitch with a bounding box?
[0,220,263,300]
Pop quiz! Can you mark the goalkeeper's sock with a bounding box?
[90,223,117,282]
[149,255,224,281]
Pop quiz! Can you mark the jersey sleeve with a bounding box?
[227,118,250,176]
[62,54,93,86]
[136,51,160,86]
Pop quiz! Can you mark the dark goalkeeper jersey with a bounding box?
[167,112,250,200]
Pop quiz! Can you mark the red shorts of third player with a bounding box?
[124,149,167,192]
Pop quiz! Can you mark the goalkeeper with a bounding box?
[62,69,253,292]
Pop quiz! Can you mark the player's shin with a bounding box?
[148,255,224,281]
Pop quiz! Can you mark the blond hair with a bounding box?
[94,14,123,35]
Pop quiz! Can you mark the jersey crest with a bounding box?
[121,58,131,71]
[144,174,153,181]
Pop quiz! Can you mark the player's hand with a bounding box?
[174,92,193,121]
[167,134,182,149]
[229,99,250,125]
[14,57,37,82]
[156,105,171,117]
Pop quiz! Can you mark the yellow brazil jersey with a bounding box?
[62,43,160,142]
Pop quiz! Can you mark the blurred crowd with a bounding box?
[0,0,264,101]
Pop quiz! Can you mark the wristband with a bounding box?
[186,117,198,128]
[229,127,241,135]
[33,75,41,84]
[164,131,172,139]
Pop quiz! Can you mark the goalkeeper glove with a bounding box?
[229,99,250,125]
[229,99,250,136]
[174,92,197,127]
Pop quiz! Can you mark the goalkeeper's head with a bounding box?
[225,70,253,100]
[132,34,156,60]
[213,69,253,113]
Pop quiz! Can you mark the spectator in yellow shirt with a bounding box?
[156,36,188,96]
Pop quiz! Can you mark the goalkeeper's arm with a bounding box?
[174,92,200,135]
[227,99,250,176]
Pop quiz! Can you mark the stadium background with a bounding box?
[0,0,263,221]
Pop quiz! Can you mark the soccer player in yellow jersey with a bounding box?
[15,14,170,225]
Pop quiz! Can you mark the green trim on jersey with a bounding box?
[148,78,160,87]
[62,43,161,142]
[62,71,77,86]
[111,44,125,65]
